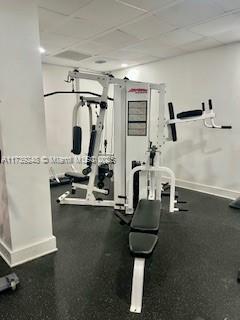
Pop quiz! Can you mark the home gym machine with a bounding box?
[56,70,177,215]
[50,70,232,313]
[53,71,178,314]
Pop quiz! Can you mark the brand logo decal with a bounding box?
[128,88,148,94]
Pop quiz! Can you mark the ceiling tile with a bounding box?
[158,29,203,47]
[212,0,240,11]
[53,17,108,40]
[42,55,80,68]
[104,49,157,60]
[40,32,78,53]
[38,8,67,32]
[54,50,91,61]
[39,0,240,71]
[37,0,93,15]
[116,0,176,11]
[132,56,160,64]
[213,27,240,43]
[180,37,222,52]
[155,0,225,27]
[76,55,157,72]
[150,46,186,58]
[105,51,160,65]
[75,0,144,28]
[43,54,158,71]
[126,38,186,57]
[119,13,176,40]
[93,30,140,49]
[126,38,169,52]
[73,41,113,56]
[190,13,240,36]
[77,57,123,72]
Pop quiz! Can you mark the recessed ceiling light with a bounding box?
[95,60,107,64]
[121,63,128,68]
[39,47,46,54]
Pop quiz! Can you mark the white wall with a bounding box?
[42,64,114,175]
[115,43,240,198]
[0,0,56,266]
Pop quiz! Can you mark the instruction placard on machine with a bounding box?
[128,101,147,136]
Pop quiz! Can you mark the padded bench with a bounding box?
[65,172,89,183]
[129,199,161,313]
[129,232,158,258]
[130,199,161,233]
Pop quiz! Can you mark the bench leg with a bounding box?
[130,257,145,313]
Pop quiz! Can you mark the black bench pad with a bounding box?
[65,172,89,183]
[130,199,161,233]
[177,109,203,119]
[129,232,158,258]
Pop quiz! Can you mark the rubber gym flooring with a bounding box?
[1,185,240,320]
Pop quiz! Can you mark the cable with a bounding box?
[44,91,114,101]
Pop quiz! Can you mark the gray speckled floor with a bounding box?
[1,186,240,320]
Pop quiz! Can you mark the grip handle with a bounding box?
[208,99,213,110]
[168,102,177,142]
[87,126,97,166]
[72,126,82,155]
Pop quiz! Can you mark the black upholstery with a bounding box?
[177,109,203,119]
[65,172,89,183]
[87,127,97,166]
[129,232,158,258]
[168,102,177,142]
[130,199,161,233]
[72,126,82,155]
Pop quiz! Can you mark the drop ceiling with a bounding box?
[38,0,240,72]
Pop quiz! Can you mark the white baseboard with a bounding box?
[176,178,239,200]
[0,240,11,265]
[0,236,57,267]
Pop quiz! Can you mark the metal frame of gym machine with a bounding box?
[57,70,177,215]
[128,97,232,313]
[58,71,116,207]
[55,71,232,314]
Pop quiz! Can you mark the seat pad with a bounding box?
[129,232,158,258]
[130,199,161,233]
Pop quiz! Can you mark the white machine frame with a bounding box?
[130,257,145,313]
[127,165,177,214]
[57,71,176,214]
